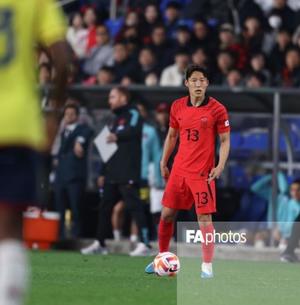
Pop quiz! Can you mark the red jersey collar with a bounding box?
[187,95,210,107]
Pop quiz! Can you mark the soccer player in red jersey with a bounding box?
[145,65,230,278]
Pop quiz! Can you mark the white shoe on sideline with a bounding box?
[129,242,152,256]
[80,240,108,255]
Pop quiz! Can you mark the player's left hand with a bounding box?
[207,166,224,184]
[107,133,118,143]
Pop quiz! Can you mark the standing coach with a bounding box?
[81,86,151,256]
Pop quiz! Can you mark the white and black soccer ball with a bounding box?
[154,252,180,277]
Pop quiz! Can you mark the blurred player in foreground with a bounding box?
[0,1,68,304]
[145,65,230,278]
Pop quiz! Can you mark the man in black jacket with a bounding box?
[81,86,151,256]
[54,104,93,239]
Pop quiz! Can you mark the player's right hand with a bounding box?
[160,163,170,181]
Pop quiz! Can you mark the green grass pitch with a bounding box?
[26,251,300,305]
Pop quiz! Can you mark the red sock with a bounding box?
[200,223,215,263]
[158,219,174,252]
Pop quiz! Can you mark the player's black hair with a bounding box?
[185,65,209,81]
[64,103,80,116]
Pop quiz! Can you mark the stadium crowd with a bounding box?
[39,0,300,88]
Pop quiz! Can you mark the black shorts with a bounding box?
[0,147,38,208]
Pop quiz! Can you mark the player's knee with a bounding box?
[161,209,176,222]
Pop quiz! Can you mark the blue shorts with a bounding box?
[0,147,38,208]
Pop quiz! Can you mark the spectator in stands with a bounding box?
[292,25,300,48]
[192,18,215,54]
[268,0,296,33]
[160,49,190,86]
[232,0,266,30]
[83,6,98,52]
[164,1,182,39]
[242,16,273,56]
[225,68,243,88]
[218,23,247,70]
[115,10,141,43]
[54,103,93,239]
[141,4,162,44]
[147,24,173,71]
[38,63,52,85]
[278,46,300,87]
[125,38,141,58]
[112,42,137,83]
[135,47,158,84]
[269,28,293,73]
[173,25,193,50]
[145,73,159,86]
[183,0,230,23]
[118,26,141,45]
[83,25,114,77]
[96,66,115,85]
[249,52,271,85]
[213,50,235,85]
[66,12,88,59]
[191,47,210,70]
[246,72,266,88]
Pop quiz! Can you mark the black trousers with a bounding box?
[54,180,85,239]
[285,213,300,254]
[97,182,149,247]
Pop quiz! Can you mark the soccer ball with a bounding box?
[154,252,180,277]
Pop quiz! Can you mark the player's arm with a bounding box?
[44,41,69,151]
[208,132,230,184]
[36,0,70,150]
[160,127,179,180]
[48,41,69,107]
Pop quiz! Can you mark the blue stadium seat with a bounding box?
[240,132,268,151]
[105,18,124,39]
[229,164,249,189]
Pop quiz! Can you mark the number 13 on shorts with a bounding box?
[190,179,216,214]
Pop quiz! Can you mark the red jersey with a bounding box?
[169,95,230,179]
